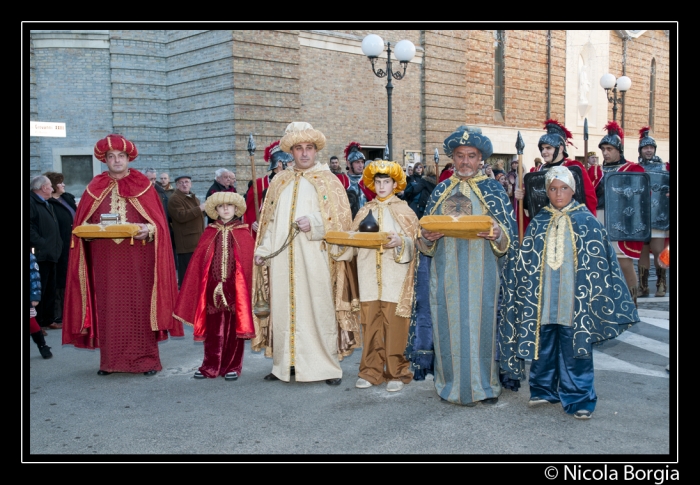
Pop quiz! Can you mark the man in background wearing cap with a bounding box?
[636,126,670,298]
[168,175,206,286]
[243,140,292,238]
[512,166,638,420]
[419,125,520,406]
[588,121,645,305]
[253,122,358,385]
[63,134,182,376]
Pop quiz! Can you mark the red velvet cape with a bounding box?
[62,169,183,349]
[243,175,271,238]
[173,220,255,341]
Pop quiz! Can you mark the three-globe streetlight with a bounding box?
[361,34,416,161]
[600,73,632,123]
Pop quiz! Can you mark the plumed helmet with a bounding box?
[638,126,657,155]
[443,125,493,160]
[599,121,624,156]
[344,142,365,163]
[362,160,407,194]
[205,191,246,221]
[279,122,326,153]
[538,119,574,157]
[264,140,293,171]
[94,133,138,163]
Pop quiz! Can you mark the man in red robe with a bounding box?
[62,133,183,376]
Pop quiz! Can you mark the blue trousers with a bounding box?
[528,325,597,414]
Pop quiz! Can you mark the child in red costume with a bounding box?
[174,192,256,381]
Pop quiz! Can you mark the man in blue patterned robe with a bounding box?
[417,126,519,406]
[512,166,639,419]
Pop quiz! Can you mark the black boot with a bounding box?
[30,331,53,359]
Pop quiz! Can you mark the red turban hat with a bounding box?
[94,133,138,163]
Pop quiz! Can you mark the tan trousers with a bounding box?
[359,301,414,385]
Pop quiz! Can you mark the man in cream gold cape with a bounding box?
[253,122,359,385]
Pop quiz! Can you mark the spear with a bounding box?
[583,118,589,170]
[434,148,439,176]
[247,133,259,222]
[515,131,525,243]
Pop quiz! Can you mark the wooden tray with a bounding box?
[419,215,493,239]
[72,223,141,239]
[325,231,390,249]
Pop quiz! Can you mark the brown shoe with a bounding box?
[655,268,667,297]
[638,266,650,297]
[48,322,63,329]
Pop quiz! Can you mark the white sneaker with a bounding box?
[386,380,404,392]
[528,397,549,407]
[573,410,592,420]
[355,378,373,389]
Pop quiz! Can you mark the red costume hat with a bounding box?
[94,133,138,163]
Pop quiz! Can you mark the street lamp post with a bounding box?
[361,34,416,161]
[600,73,632,123]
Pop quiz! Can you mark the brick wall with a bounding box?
[32,42,113,176]
[298,30,422,167]
[608,31,670,145]
[232,30,300,192]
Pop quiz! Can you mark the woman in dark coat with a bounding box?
[401,162,437,219]
[44,172,77,326]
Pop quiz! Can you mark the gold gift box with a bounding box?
[72,223,141,239]
[325,231,390,249]
[419,215,493,239]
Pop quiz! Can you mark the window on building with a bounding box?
[648,58,656,129]
[60,155,93,197]
[494,30,505,120]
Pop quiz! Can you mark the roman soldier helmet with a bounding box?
[638,126,657,157]
[538,119,574,159]
[443,125,493,160]
[599,121,625,156]
[344,142,365,165]
[94,133,138,162]
[264,140,293,171]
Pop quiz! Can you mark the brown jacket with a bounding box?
[167,189,204,253]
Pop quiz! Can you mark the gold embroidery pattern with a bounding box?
[288,172,302,366]
[213,225,233,309]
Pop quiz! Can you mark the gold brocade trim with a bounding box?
[131,197,160,331]
[545,213,566,270]
[212,225,233,309]
[288,172,302,366]
[376,206,384,301]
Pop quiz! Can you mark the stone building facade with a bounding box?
[27,29,672,197]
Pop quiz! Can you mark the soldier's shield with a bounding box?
[647,171,670,231]
[524,165,586,218]
[604,172,651,241]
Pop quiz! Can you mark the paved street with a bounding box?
[25,269,674,462]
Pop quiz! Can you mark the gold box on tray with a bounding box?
[419,215,493,239]
[324,231,390,249]
[72,223,141,239]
